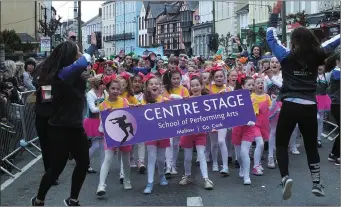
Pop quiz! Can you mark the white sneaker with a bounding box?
[258,164,264,171]
[290,148,300,155]
[212,164,219,172]
[123,180,132,190]
[96,184,106,196]
[239,168,244,179]
[244,177,251,185]
[204,178,214,189]
[171,166,178,175]
[130,160,137,168]
[268,157,276,169]
[179,175,192,185]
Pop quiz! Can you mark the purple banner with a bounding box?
[100,89,256,148]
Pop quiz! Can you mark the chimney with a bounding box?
[99,8,102,16]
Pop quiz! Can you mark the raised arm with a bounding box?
[321,34,340,52]
[266,14,290,63]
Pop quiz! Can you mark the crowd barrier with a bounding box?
[0,91,40,178]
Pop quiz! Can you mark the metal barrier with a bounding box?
[323,111,339,142]
[0,91,40,177]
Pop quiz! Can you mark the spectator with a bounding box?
[15,61,26,91]
[23,59,36,90]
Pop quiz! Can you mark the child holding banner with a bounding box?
[206,65,229,175]
[179,73,214,189]
[163,69,190,175]
[142,73,171,194]
[96,74,133,197]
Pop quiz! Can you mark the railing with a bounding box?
[0,91,40,178]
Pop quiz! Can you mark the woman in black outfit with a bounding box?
[266,1,340,201]
[325,51,340,165]
[31,33,97,206]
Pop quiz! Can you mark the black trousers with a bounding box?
[37,125,89,201]
[330,104,340,158]
[35,115,52,172]
[276,101,320,178]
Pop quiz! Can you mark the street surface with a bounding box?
[1,138,340,206]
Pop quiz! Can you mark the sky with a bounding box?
[52,1,104,22]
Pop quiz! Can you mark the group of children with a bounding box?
[81,53,330,196]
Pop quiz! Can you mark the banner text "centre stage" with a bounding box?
[144,94,244,121]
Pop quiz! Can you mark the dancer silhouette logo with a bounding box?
[104,110,137,146]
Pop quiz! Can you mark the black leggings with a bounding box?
[330,104,340,158]
[276,101,320,182]
[35,115,52,172]
[37,125,89,201]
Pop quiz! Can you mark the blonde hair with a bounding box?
[87,74,103,89]
[3,60,16,79]
[15,61,25,77]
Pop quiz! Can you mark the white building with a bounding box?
[198,1,213,23]
[138,2,148,47]
[102,0,116,57]
[81,8,102,51]
[235,4,249,46]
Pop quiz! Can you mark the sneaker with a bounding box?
[258,164,264,171]
[119,173,124,184]
[123,180,132,190]
[96,184,106,196]
[290,148,300,155]
[239,168,244,179]
[335,158,340,166]
[87,166,97,173]
[279,176,293,200]
[31,197,44,206]
[220,168,229,176]
[165,167,171,176]
[204,178,214,189]
[63,198,80,206]
[138,163,146,174]
[317,140,322,148]
[312,183,325,197]
[171,166,178,175]
[160,175,168,186]
[252,165,263,176]
[212,164,219,172]
[179,175,192,185]
[143,183,153,194]
[228,157,232,164]
[268,157,276,169]
[244,177,251,185]
[130,160,137,168]
[328,153,337,162]
[234,160,240,168]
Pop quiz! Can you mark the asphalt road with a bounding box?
[1,137,340,206]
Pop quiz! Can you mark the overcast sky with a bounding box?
[52,1,104,22]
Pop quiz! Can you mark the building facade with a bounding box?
[145,2,166,47]
[0,1,46,41]
[180,1,198,56]
[82,8,102,52]
[138,2,148,47]
[114,1,142,54]
[236,4,249,45]
[102,0,115,58]
[192,1,213,57]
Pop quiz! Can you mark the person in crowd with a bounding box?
[266,0,340,200]
[15,61,26,91]
[326,51,340,166]
[84,74,107,173]
[31,33,97,206]
[23,59,36,91]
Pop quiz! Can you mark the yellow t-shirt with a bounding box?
[98,97,128,111]
[206,84,226,94]
[121,91,139,105]
[251,93,271,115]
[163,86,189,98]
[141,96,168,105]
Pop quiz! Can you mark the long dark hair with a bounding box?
[325,50,340,72]
[189,75,209,95]
[36,41,78,85]
[289,27,327,69]
[162,69,181,94]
